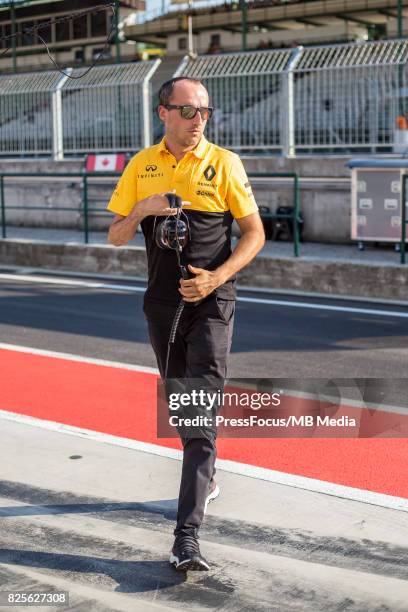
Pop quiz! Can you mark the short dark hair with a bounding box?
[157,76,206,106]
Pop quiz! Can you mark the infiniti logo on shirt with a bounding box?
[146,164,158,171]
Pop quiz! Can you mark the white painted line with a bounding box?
[0,272,146,293]
[229,380,408,416]
[0,272,407,318]
[0,408,406,513]
[238,284,408,307]
[0,408,182,460]
[2,265,148,283]
[216,457,408,512]
[237,296,408,318]
[0,342,159,374]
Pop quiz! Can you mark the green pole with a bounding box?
[293,173,300,257]
[0,175,6,239]
[83,175,89,244]
[401,173,406,264]
[10,0,17,72]
[397,0,403,38]
[240,0,247,51]
[114,0,121,63]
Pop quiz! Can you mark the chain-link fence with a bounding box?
[0,60,161,159]
[1,40,408,157]
[293,40,408,152]
[0,70,61,156]
[175,39,408,155]
[175,50,294,152]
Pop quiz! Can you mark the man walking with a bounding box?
[107,76,265,571]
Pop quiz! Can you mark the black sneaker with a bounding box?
[204,479,220,514]
[169,534,210,571]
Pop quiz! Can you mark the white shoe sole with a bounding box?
[204,483,220,514]
[169,552,210,571]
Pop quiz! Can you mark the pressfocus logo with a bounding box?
[156,378,408,439]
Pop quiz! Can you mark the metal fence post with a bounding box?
[83,175,89,244]
[240,0,248,51]
[173,55,190,78]
[293,173,300,257]
[401,173,406,264]
[142,58,162,149]
[114,0,121,63]
[282,46,303,158]
[0,175,6,239]
[10,1,17,73]
[398,0,403,38]
[52,70,72,161]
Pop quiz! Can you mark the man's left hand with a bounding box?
[179,264,222,302]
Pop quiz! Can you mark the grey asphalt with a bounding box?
[0,268,408,378]
[0,270,408,611]
[1,417,408,612]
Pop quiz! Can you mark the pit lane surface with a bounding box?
[0,419,408,612]
[0,269,407,611]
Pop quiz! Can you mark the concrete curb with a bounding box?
[0,239,407,302]
[238,255,408,301]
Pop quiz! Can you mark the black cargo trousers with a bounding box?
[143,293,235,538]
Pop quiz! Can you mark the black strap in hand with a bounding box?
[165,193,182,209]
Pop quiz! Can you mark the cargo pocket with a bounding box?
[215,297,235,323]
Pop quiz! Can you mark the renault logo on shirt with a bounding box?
[203,165,216,181]
[146,164,158,172]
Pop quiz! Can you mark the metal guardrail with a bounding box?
[0,172,120,244]
[0,171,301,256]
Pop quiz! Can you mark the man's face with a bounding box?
[158,80,210,149]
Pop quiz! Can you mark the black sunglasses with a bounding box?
[164,105,213,120]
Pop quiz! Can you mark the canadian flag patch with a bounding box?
[86,154,126,172]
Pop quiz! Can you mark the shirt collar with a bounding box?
[157,137,170,156]
[158,135,208,160]
[191,135,208,159]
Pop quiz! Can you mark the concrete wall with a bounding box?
[241,156,352,178]
[1,239,407,302]
[0,155,353,243]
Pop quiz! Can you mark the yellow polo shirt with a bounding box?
[107,135,258,219]
[107,136,259,304]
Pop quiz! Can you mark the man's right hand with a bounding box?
[137,192,191,218]
[108,191,191,247]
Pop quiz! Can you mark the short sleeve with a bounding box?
[106,156,138,217]
[225,154,259,219]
